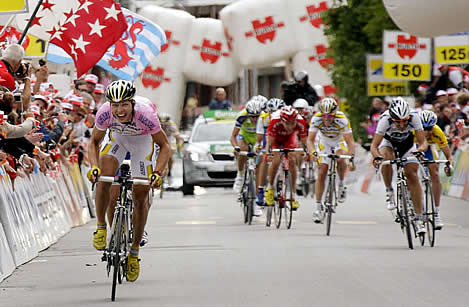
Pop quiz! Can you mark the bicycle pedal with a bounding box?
[101,254,107,262]
[394,217,401,223]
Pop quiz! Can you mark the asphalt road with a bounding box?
[1,183,469,307]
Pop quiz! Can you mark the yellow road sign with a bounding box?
[383,62,430,81]
[25,34,47,58]
[0,0,27,14]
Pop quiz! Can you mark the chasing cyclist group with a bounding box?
[84,79,454,283]
[230,95,453,235]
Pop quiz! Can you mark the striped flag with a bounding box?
[96,8,166,80]
[47,8,166,81]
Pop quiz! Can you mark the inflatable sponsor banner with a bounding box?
[383,30,431,81]
[220,0,298,68]
[183,18,240,86]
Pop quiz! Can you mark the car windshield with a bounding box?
[192,122,234,142]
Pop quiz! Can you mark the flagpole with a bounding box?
[0,15,15,38]
[19,0,44,45]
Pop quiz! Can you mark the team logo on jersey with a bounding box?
[245,16,285,44]
[192,39,230,64]
[387,34,427,60]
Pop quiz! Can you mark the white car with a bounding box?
[182,117,237,195]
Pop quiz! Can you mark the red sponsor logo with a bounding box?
[161,30,180,53]
[141,66,171,89]
[324,85,338,96]
[192,39,229,64]
[387,34,427,60]
[245,16,285,44]
[299,2,328,29]
[224,27,234,52]
[308,44,335,70]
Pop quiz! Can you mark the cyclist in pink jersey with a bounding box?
[87,80,170,282]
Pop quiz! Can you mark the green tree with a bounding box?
[324,0,398,141]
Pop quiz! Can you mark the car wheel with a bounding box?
[182,166,194,196]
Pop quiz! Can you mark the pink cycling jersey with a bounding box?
[95,101,161,136]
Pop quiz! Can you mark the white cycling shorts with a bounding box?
[100,131,158,178]
[316,137,348,165]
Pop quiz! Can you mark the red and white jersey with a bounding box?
[266,110,308,141]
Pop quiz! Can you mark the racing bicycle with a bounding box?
[379,153,423,250]
[418,159,450,247]
[94,165,150,301]
[238,150,258,225]
[266,148,305,229]
[317,150,354,236]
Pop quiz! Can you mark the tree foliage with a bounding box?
[324,0,398,140]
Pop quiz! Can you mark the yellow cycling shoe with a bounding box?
[265,188,274,206]
[292,200,300,210]
[126,255,140,282]
[93,228,107,250]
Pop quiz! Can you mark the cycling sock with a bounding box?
[338,179,344,186]
[258,186,264,192]
[130,248,139,257]
[435,206,440,214]
[97,223,106,229]
[267,183,273,189]
[386,186,393,192]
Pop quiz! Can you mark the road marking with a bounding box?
[336,221,377,225]
[176,221,216,225]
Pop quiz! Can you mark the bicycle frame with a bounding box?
[239,151,257,225]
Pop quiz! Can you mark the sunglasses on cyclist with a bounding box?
[391,117,410,123]
[423,126,433,131]
[321,114,335,119]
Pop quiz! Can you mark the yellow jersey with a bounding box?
[414,125,448,151]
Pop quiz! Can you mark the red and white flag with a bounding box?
[49,0,127,77]
[15,0,80,41]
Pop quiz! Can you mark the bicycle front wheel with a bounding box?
[400,186,413,250]
[325,180,334,236]
[111,209,124,301]
[247,172,255,225]
[425,182,436,247]
[284,171,293,229]
[274,177,282,229]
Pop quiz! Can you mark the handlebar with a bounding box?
[98,175,150,185]
[318,153,354,160]
[418,159,449,166]
[271,148,305,153]
[380,157,418,166]
[238,151,257,158]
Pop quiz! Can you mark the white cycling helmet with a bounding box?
[293,98,309,109]
[318,97,338,114]
[250,95,268,111]
[389,97,410,120]
[245,99,262,116]
[266,98,285,113]
[419,110,437,128]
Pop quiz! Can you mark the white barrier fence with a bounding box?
[0,162,92,282]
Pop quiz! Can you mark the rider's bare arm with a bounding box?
[88,128,106,167]
[370,133,384,158]
[441,145,454,166]
[306,130,317,154]
[230,127,240,148]
[343,132,355,155]
[152,130,171,175]
[414,130,428,152]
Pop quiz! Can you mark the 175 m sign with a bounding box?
[368,81,408,96]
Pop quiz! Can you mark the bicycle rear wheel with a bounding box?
[400,186,413,250]
[284,171,293,229]
[111,209,124,301]
[247,172,255,225]
[325,180,334,236]
[266,206,272,227]
[274,177,282,229]
[425,182,436,247]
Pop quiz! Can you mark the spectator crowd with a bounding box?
[361,64,469,153]
[0,44,105,188]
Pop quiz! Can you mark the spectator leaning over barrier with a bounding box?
[0,44,27,91]
[456,92,469,119]
[208,87,231,110]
